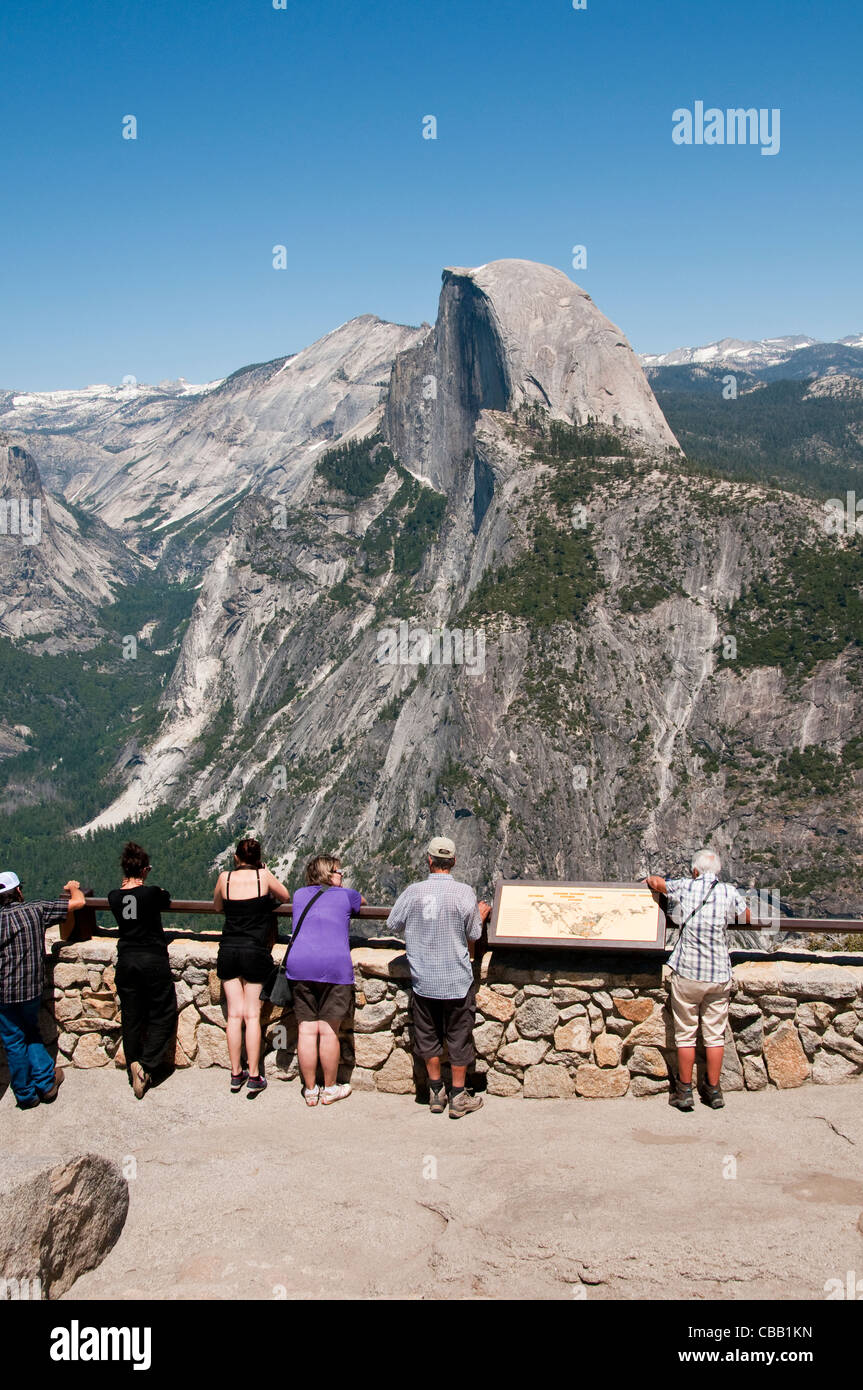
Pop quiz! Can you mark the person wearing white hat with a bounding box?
[387,837,491,1118]
[0,870,85,1109]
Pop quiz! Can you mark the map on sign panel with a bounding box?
[491,882,663,948]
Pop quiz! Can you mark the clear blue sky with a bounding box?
[2,0,861,389]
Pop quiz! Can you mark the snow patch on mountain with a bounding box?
[640,333,861,369]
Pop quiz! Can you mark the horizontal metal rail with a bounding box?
[80,900,863,932]
[85,898,391,920]
[759,919,863,933]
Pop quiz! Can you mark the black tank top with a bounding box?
[221,869,276,951]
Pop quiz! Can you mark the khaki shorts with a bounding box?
[670,973,732,1048]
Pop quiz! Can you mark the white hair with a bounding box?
[692,849,721,876]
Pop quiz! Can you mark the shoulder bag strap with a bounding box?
[225,871,231,901]
[676,876,720,934]
[283,887,328,967]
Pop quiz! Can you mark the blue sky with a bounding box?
[2,0,861,389]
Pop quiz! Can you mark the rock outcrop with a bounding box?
[0,436,139,642]
[385,260,679,492]
[0,1152,128,1298]
[1,317,427,546]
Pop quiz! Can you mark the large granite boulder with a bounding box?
[0,1153,128,1299]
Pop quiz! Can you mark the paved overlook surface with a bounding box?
[3,1070,862,1301]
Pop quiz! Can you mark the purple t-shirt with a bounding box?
[285,885,361,986]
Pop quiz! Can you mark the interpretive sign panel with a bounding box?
[488,880,666,951]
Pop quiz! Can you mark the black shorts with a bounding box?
[291,980,354,1024]
[216,945,273,984]
[411,985,476,1066]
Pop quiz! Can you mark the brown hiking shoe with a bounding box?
[449,1089,483,1119]
[669,1079,694,1112]
[429,1085,447,1114]
[38,1068,65,1104]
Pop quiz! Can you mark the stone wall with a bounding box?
[476,950,863,1098]
[29,933,863,1097]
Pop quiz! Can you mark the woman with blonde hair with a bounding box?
[287,854,364,1106]
[213,838,290,1095]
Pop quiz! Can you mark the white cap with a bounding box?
[427,836,456,858]
[0,871,20,892]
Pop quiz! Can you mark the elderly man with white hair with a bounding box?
[645,850,750,1112]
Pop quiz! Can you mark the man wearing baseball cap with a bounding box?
[387,836,491,1118]
[0,870,85,1109]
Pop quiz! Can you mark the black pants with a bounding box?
[115,951,177,1072]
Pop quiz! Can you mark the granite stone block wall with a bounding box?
[29,935,863,1098]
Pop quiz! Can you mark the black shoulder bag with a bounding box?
[261,888,327,1006]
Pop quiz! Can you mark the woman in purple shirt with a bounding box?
[288,854,364,1106]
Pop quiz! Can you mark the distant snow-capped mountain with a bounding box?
[0,318,425,543]
[640,333,863,370]
[0,376,223,429]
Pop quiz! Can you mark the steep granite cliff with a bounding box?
[385,260,679,493]
[63,264,862,920]
[0,436,140,645]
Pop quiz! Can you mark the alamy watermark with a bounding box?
[1,1275,42,1300]
[823,491,863,537]
[376,622,485,676]
[824,1271,863,1299]
[0,497,41,545]
[672,103,780,156]
[50,1322,151,1370]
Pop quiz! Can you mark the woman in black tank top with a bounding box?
[220,867,275,960]
[213,838,290,1094]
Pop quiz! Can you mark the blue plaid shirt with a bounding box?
[387,873,482,1000]
[665,874,748,983]
[0,899,69,1004]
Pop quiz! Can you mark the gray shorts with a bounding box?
[411,985,476,1065]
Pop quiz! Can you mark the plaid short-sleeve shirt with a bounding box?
[665,874,748,983]
[0,899,69,1004]
[387,873,482,1000]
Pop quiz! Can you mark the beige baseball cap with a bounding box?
[427,836,456,858]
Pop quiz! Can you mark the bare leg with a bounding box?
[318,1020,341,1087]
[705,1045,724,1086]
[242,981,263,1076]
[426,1055,442,1082]
[451,1064,467,1089]
[297,1021,320,1091]
[223,978,246,1074]
[677,1046,696,1085]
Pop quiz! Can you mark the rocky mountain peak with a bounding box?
[0,434,43,495]
[385,259,680,492]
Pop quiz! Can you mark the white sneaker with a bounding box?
[303,1085,321,1107]
[320,1083,351,1106]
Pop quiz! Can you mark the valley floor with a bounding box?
[3,1069,862,1301]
